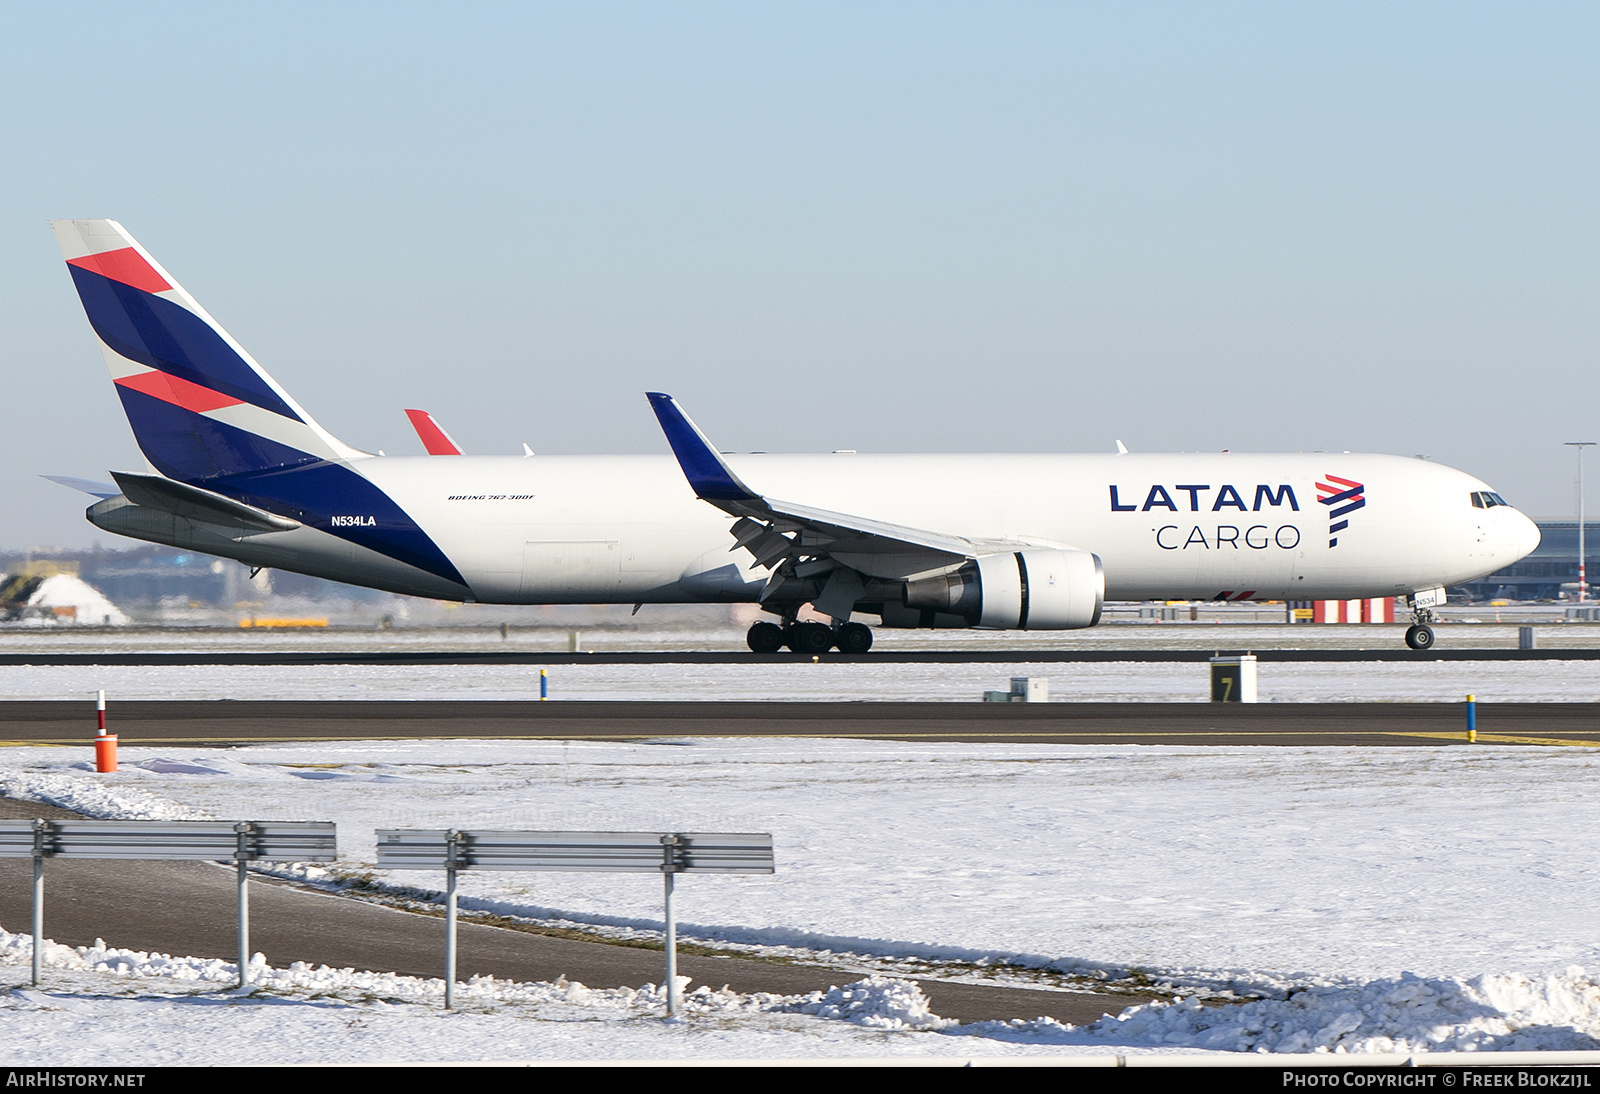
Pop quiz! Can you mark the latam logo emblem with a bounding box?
[1317,475,1365,548]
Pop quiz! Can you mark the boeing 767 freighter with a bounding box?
[47,219,1539,652]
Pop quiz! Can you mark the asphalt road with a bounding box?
[2,699,1597,747]
[0,797,1142,1025]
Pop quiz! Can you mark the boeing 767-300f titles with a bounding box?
[47,219,1539,652]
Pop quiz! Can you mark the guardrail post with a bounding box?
[444,829,463,1009]
[660,833,683,1017]
[233,821,257,988]
[31,818,49,986]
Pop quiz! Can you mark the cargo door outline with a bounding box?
[520,541,621,601]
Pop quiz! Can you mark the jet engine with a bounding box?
[899,548,1103,629]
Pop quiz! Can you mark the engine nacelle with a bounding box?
[901,548,1103,630]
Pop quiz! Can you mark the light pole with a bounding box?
[1566,442,1596,602]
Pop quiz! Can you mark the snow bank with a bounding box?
[0,768,207,820]
[0,927,950,1030]
[780,976,954,1030]
[0,927,735,1014]
[4,928,1598,1053]
[1056,970,1600,1053]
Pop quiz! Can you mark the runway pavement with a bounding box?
[2,648,1598,665]
[0,797,1145,1025]
[2,699,1598,747]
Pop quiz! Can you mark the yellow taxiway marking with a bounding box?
[1385,730,1600,748]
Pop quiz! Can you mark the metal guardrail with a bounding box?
[376,829,775,873]
[0,819,336,860]
[0,818,336,988]
[377,829,775,1013]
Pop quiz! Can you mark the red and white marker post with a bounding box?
[94,689,117,773]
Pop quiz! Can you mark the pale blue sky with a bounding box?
[4,2,1597,547]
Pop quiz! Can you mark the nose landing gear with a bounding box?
[1403,596,1438,650]
[1404,623,1435,650]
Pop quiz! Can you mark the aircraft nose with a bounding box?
[1510,510,1541,562]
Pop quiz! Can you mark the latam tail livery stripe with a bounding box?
[65,247,172,294]
[203,460,468,585]
[113,386,320,481]
[114,368,245,414]
[66,264,302,420]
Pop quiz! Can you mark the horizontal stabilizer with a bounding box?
[110,471,301,532]
[42,475,119,499]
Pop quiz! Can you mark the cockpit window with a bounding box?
[1470,491,1512,509]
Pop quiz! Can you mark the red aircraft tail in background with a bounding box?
[404,409,464,455]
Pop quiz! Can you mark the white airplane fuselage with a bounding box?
[259,449,1533,606]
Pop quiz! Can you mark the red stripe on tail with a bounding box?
[67,247,171,294]
[115,370,244,414]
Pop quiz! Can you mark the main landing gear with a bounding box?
[746,621,785,653]
[746,620,874,654]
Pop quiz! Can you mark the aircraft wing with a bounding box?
[646,392,1033,579]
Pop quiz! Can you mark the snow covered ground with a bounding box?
[4,658,1600,702]
[0,946,1077,1064]
[3,737,1600,1060]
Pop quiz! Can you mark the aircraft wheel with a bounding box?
[1404,624,1435,651]
[834,622,873,654]
[747,621,784,653]
[787,622,834,655]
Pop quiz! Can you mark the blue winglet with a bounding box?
[645,392,758,503]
